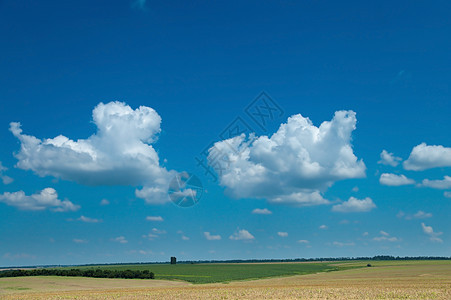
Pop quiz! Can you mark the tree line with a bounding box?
[175,255,451,264]
[0,268,154,279]
[7,255,448,270]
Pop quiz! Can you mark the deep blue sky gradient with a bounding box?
[0,0,450,266]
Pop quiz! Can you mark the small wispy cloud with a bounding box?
[146,216,164,222]
[379,173,415,186]
[332,197,376,213]
[229,229,255,241]
[3,252,36,260]
[397,210,432,220]
[176,230,189,240]
[142,233,158,240]
[297,239,309,244]
[152,228,166,235]
[421,176,451,190]
[333,241,355,247]
[204,232,221,241]
[373,231,399,242]
[111,236,128,244]
[0,162,13,185]
[142,228,166,240]
[319,225,328,230]
[252,208,272,215]
[421,223,443,243]
[378,150,402,167]
[390,70,412,84]
[73,238,88,244]
[78,215,102,223]
[0,188,79,212]
[100,199,110,206]
[277,232,288,237]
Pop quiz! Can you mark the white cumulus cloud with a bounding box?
[379,173,415,186]
[204,232,221,241]
[332,197,376,213]
[445,191,451,198]
[208,111,365,206]
[421,223,443,243]
[378,150,402,167]
[421,176,451,189]
[252,208,272,215]
[229,229,255,241]
[10,101,177,204]
[404,143,451,171]
[0,188,79,212]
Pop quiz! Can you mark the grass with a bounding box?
[63,261,355,284]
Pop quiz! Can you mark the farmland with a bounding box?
[62,261,351,283]
[1,260,450,299]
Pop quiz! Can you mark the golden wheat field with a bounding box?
[1,261,450,299]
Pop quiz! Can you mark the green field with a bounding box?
[61,262,359,284]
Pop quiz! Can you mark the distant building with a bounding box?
[170,257,176,264]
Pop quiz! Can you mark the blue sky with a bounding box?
[0,0,450,267]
